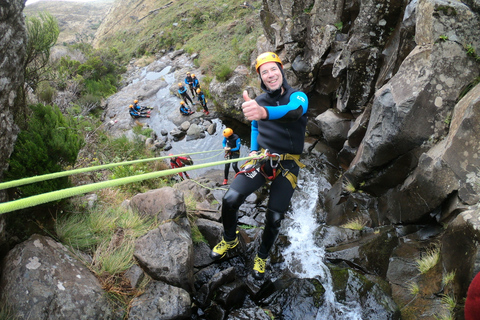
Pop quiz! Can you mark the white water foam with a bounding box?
[282,170,363,319]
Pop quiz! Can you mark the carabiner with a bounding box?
[270,153,280,168]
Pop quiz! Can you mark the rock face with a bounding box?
[0,234,114,319]
[0,0,25,198]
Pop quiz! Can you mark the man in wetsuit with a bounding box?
[184,72,196,97]
[210,52,308,280]
[196,88,209,115]
[222,127,241,185]
[178,83,195,107]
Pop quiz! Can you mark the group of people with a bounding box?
[178,72,210,116]
[128,100,152,118]
[169,52,309,281]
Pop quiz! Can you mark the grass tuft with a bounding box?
[340,217,367,230]
[416,246,440,274]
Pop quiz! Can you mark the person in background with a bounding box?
[210,52,308,280]
[169,154,191,180]
[184,72,197,97]
[133,99,152,112]
[221,127,240,185]
[178,83,195,107]
[129,105,150,118]
[196,88,209,115]
[179,101,193,116]
[191,74,200,92]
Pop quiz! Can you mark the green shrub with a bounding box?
[5,103,84,198]
[215,64,233,82]
[37,82,57,104]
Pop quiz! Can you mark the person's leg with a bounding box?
[253,161,300,279]
[211,171,266,259]
[224,163,231,180]
[258,162,299,257]
[222,172,266,240]
[231,153,240,173]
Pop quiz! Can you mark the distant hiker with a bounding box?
[196,88,209,115]
[178,83,195,106]
[210,52,308,280]
[133,99,152,112]
[222,127,240,185]
[184,72,196,97]
[169,154,192,180]
[191,74,200,91]
[129,105,150,118]
[179,101,193,116]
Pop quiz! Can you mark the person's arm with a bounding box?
[262,92,308,121]
[231,138,241,152]
[250,120,259,152]
[222,137,227,148]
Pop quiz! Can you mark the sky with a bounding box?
[25,0,98,6]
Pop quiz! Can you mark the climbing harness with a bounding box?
[235,149,305,189]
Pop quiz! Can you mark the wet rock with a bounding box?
[260,278,326,319]
[195,218,224,248]
[196,267,236,307]
[314,109,354,150]
[194,241,215,268]
[129,281,191,319]
[227,306,272,320]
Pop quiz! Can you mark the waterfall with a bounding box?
[282,168,363,319]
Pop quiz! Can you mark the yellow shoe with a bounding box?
[252,255,266,280]
[210,232,239,260]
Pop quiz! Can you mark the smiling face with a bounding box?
[259,61,283,92]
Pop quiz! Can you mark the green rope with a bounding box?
[191,150,226,162]
[0,155,256,215]
[0,149,225,191]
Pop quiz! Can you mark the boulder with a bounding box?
[0,234,114,319]
[129,187,186,222]
[129,281,191,319]
[134,220,194,292]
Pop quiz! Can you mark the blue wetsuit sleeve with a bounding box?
[250,121,259,151]
[222,137,227,148]
[263,91,308,121]
[231,138,240,152]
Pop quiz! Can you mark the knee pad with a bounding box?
[222,188,246,212]
[265,209,285,230]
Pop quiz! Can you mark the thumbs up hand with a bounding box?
[242,90,267,121]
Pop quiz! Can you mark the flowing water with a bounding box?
[137,64,362,317]
[282,168,363,319]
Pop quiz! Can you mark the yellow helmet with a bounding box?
[186,72,190,75]
[255,52,283,73]
[196,88,201,94]
[134,99,138,103]
[180,101,185,105]
[223,128,233,137]
[129,105,133,108]
[192,74,196,77]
